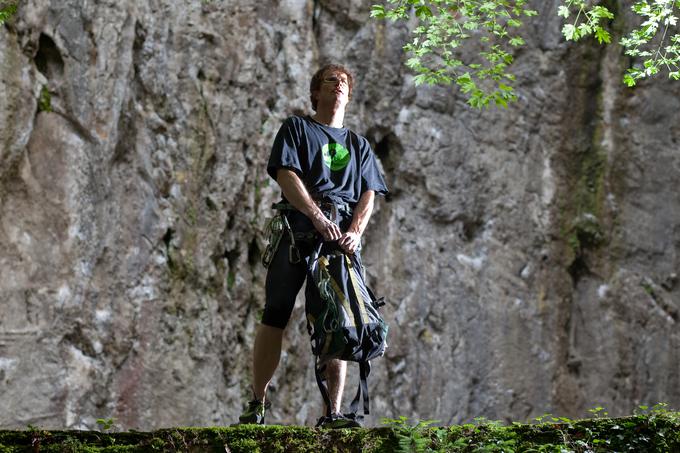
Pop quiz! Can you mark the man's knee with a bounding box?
[255,323,285,343]
[261,306,292,329]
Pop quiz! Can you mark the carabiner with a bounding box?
[289,244,301,264]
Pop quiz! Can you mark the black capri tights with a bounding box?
[261,210,357,329]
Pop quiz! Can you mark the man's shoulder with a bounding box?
[347,128,367,140]
[283,114,310,126]
[346,128,370,149]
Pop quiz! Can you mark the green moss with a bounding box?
[0,413,678,452]
[0,3,18,26]
[229,438,260,453]
[560,89,609,264]
[564,146,606,251]
[38,86,52,112]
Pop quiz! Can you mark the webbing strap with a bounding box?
[349,361,371,416]
[328,274,355,328]
[315,362,333,417]
[317,360,371,418]
[346,255,370,325]
[294,231,318,242]
[319,257,354,328]
[272,200,352,215]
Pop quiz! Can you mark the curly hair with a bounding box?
[309,63,354,111]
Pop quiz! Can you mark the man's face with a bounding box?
[314,69,350,110]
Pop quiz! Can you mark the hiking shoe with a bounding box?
[238,399,271,425]
[316,413,362,429]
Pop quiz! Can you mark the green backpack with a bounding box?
[305,242,388,419]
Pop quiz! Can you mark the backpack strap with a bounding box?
[345,255,370,325]
[316,360,372,418]
[273,200,352,216]
[349,360,371,416]
[315,361,333,417]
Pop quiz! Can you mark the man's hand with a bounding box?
[276,169,343,241]
[338,231,361,254]
[311,211,343,242]
[338,191,374,255]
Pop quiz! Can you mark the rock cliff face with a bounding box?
[0,0,678,429]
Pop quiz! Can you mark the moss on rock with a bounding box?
[1,412,679,452]
[38,86,52,113]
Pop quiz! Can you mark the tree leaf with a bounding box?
[558,5,570,19]
[369,5,386,19]
[595,27,611,44]
[415,5,433,19]
[563,23,577,41]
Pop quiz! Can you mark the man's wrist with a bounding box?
[308,206,328,223]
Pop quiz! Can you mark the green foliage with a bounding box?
[0,407,674,452]
[0,2,17,26]
[558,1,614,44]
[381,416,440,452]
[1,409,680,452]
[621,0,680,86]
[562,0,680,86]
[371,0,680,108]
[371,0,537,109]
[587,406,609,418]
[96,418,117,432]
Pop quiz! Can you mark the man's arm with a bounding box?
[276,168,342,241]
[338,190,375,254]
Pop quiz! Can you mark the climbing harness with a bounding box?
[262,200,351,267]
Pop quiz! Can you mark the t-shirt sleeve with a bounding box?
[360,138,389,196]
[267,117,303,181]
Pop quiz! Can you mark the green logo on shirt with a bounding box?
[322,143,350,171]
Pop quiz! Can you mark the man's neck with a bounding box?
[312,106,345,128]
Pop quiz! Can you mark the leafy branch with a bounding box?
[371,0,680,108]
[558,1,614,44]
[620,0,680,85]
[371,0,537,109]
[559,0,680,86]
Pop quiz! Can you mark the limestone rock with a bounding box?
[0,0,678,429]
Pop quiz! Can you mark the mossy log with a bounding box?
[0,414,678,452]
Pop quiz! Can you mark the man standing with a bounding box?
[238,64,388,428]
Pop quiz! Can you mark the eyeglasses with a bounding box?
[322,75,349,85]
